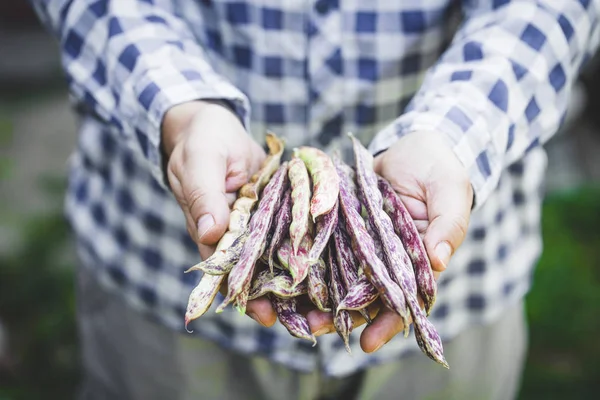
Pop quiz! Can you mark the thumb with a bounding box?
[423,176,473,272]
[183,149,231,247]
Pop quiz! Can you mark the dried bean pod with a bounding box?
[351,136,447,366]
[294,147,340,221]
[271,296,316,345]
[288,157,311,255]
[267,188,293,272]
[364,217,385,262]
[335,159,409,323]
[351,134,415,334]
[332,156,360,215]
[328,247,353,353]
[307,258,330,312]
[288,233,312,287]
[378,176,437,315]
[184,133,284,326]
[308,200,339,262]
[336,276,379,312]
[218,162,289,314]
[277,239,292,271]
[187,230,249,275]
[249,271,307,300]
[413,309,449,368]
[184,274,225,331]
[333,224,374,323]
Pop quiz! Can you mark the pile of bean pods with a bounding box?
[184,132,448,368]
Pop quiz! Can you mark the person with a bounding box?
[30,1,599,399]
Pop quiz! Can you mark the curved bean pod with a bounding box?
[351,135,447,366]
[294,147,340,221]
[378,176,437,315]
[307,258,330,312]
[335,158,409,324]
[218,162,289,314]
[184,133,284,326]
[288,157,311,256]
[328,247,353,353]
[271,296,316,345]
[267,188,293,272]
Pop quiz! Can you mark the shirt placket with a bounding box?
[306,0,345,152]
[305,0,349,371]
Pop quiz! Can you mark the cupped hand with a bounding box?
[306,131,473,351]
[163,101,279,326]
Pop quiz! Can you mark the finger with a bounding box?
[226,192,237,208]
[249,140,267,175]
[225,164,250,193]
[399,195,427,221]
[413,220,429,236]
[306,309,334,335]
[181,146,231,247]
[360,308,408,353]
[423,176,473,272]
[246,297,277,328]
[306,305,380,336]
[198,243,217,261]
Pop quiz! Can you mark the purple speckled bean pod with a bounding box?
[277,239,292,271]
[378,176,437,315]
[184,133,284,328]
[336,275,380,313]
[364,216,385,262]
[267,188,293,272]
[308,200,339,262]
[249,270,307,300]
[288,157,311,256]
[307,258,330,312]
[335,157,409,324]
[328,246,353,353]
[332,156,360,215]
[184,274,225,332]
[294,147,340,221]
[217,162,289,314]
[407,288,449,368]
[333,224,375,323]
[187,230,249,275]
[351,135,416,335]
[271,295,316,345]
[351,135,447,366]
[288,233,312,287]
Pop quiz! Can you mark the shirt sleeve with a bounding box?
[29,0,251,187]
[369,0,600,210]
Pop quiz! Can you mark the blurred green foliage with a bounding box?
[518,187,600,399]
[0,177,79,400]
[0,179,599,399]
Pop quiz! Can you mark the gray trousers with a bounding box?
[76,266,528,400]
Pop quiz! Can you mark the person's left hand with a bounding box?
[306,131,473,351]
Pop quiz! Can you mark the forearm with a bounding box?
[29,0,250,186]
[371,0,600,209]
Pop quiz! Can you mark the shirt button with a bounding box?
[315,0,330,15]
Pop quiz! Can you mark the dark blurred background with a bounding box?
[1,4,600,400]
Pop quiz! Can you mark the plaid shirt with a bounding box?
[32,0,599,376]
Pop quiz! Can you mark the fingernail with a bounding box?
[314,327,331,337]
[435,241,452,270]
[248,312,266,327]
[372,338,392,353]
[197,214,215,240]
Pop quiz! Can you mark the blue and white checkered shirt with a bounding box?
[31,0,599,376]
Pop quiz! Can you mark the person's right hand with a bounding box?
[162,100,266,261]
[163,100,285,327]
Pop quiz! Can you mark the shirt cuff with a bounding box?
[369,106,495,211]
[122,63,251,190]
